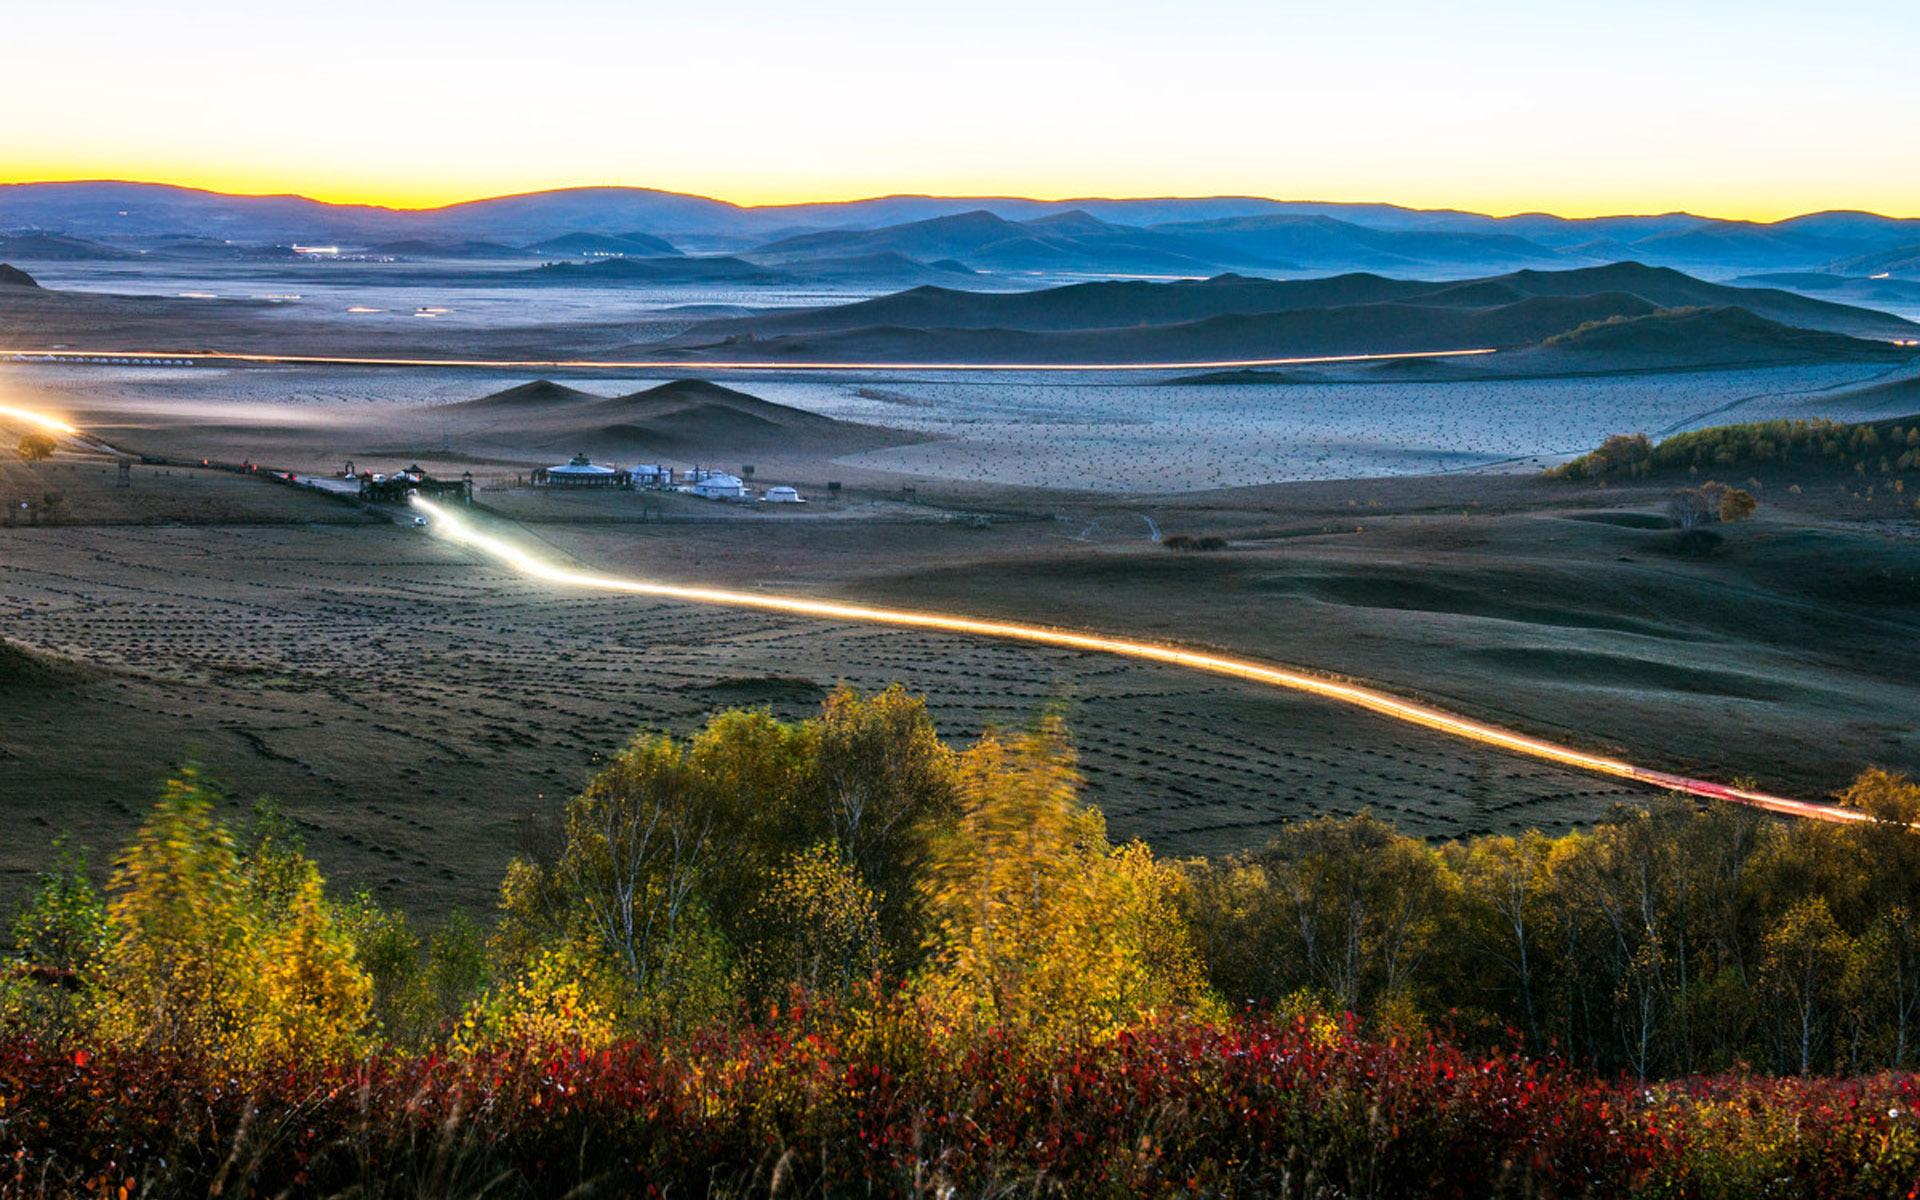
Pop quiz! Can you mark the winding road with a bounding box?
[409,496,1869,826]
[0,395,1875,827]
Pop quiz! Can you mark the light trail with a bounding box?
[410,496,1869,827]
[0,346,1501,374]
[0,403,79,436]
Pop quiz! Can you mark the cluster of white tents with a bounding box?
[537,455,803,503]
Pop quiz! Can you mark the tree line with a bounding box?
[1553,417,1920,484]
[5,687,1919,1081]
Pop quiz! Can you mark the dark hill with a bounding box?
[683,292,1666,365]
[748,209,1271,274]
[671,263,1919,364]
[1446,262,1913,338]
[689,273,1439,339]
[1150,213,1568,270]
[1626,223,1855,269]
[0,640,89,688]
[0,233,130,261]
[1523,306,1909,369]
[0,263,38,288]
[1161,369,1322,386]
[433,379,914,457]
[445,379,601,410]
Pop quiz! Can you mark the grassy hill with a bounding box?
[665,263,1919,367]
[431,378,912,456]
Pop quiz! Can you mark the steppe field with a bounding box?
[3,261,1918,914]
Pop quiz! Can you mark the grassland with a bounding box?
[5,434,1918,915]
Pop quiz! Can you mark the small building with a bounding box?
[690,471,747,500]
[631,463,674,488]
[764,486,803,503]
[358,464,472,504]
[535,453,628,488]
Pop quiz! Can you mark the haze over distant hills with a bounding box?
[661,262,1920,370]
[3,181,1918,282]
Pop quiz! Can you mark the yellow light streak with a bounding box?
[410,496,1869,826]
[0,403,79,436]
[0,346,1501,374]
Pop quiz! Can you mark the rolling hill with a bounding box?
[651,264,1920,369]
[746,209,1280,275]
[1147,213,1570,272]
[3,182,1916,280]
[1817,373,1920,416]
[0,264,38,288]
[1517,307,1907,370]
[1831,245,1920,280]
[437,379,601,411]
[0,233,132,261]
[431,379,914,457]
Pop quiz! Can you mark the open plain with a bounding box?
[3,256,1918,915]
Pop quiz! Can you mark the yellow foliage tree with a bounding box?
[92,769,370,1065]
[458,944,621,1052]
[253,865,373,1061]
[745,843,888,1002]
[916,718,1215,1042]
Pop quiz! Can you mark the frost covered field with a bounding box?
[11,358,1911,491]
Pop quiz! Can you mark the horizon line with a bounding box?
[4,176,1918,228]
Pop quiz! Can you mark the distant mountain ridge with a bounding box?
[1,181,1916,280]
[658,262,1920,369]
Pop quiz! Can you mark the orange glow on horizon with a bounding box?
[4,167,1916,226]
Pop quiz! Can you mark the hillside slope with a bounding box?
[660,264,1919,367]
[430,379,914,456]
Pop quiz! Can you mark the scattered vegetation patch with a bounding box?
[1162,534,1229,551]
[0,639,91,689]
[1553,415,1920,482]
[15,431,56,462]
[681,673,829,706]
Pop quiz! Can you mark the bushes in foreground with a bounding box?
[10,1015,1920,1198]
[9,691,1920,1194]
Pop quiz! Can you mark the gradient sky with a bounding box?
[4,0,1914,219]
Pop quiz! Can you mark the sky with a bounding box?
[3,0,1915,220]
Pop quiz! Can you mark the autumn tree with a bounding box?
[917,718,1213,1041]
[1759,897,1856,1074]
[744,843,888,1001]
[807,684,961,966]
[1186,812,1445,1022]
[1718,486,1758,522]
[91,769,370,1065]
[1,836,108,1035]
[17,431,55,461]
